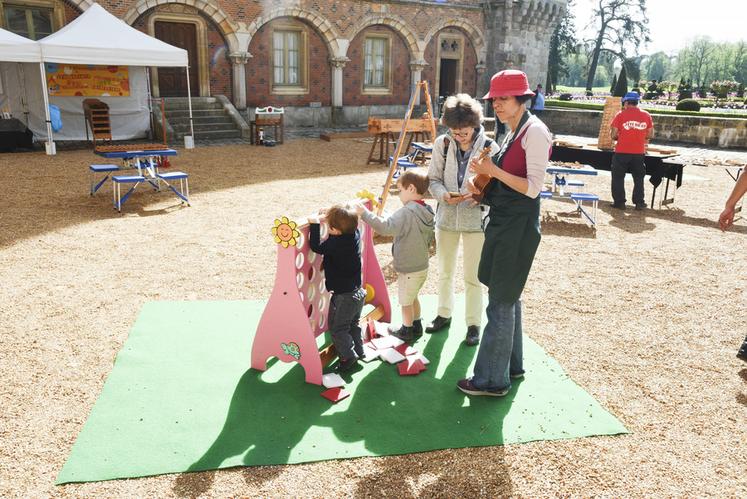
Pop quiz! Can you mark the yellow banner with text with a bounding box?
[45,63,130,97]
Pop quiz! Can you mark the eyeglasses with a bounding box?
[450,129,472,138]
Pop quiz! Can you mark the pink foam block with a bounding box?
[394,343,417,356]
[321,387,351,403]
[398,357,427,376]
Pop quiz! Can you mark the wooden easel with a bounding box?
[377,81,437,215]
[367,119,434,164]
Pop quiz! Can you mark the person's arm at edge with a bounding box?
[719,171,747,231]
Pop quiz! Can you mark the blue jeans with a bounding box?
[471,298,524,391]
[328,288,366,360]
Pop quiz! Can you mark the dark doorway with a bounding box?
[439,59,457,99]
[154,21,198,97]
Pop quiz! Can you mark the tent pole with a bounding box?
[18,63,30,127]
[185,65,195,147]
[38,62,55,155]
[146,67,154,141]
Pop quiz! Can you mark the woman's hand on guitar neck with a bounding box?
[469,153,497,179]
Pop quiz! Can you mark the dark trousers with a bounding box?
[328,288,366,360]
[611,153,646,206]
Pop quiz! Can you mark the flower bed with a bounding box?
[545,98,747,118]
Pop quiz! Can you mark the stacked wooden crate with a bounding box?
[597,96,621,150]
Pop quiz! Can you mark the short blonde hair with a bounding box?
[397,170,430,195]
[440,93,483,129]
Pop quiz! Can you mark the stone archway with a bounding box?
[245,6,342,58]
[63,0,93,10]
[424,19,486,64]
[121,0,239,53]
[422,20,487,100]
[348,13,421,62]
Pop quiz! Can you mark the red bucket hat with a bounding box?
[483,70,535,99]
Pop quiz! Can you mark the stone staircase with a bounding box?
[162,96,248,142]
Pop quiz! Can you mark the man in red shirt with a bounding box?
[610,92,654,210]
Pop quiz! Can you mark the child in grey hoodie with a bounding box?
[357,170,435,342]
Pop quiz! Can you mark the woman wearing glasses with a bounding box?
[457,70,551,397]
[426,94,500,347]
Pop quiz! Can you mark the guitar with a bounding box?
[469,146,495,202]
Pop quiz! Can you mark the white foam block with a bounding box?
[371,335,404,350]
[322,373,345,388]
[360,344,380,362]
[378,348,406,364]
[406,353,430,365]
[372,321,390,337]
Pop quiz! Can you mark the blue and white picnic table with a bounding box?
[543,164,599,227]
[90,148,189,211]
[410,141,433,164]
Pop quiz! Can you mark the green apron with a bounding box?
[478,172,541,304]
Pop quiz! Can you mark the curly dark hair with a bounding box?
[440,93,484,129]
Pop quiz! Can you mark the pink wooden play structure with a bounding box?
[251,199,391,385]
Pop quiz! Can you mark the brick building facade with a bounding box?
[1,0,567,124]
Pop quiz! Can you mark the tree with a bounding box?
[546,1,578,92]
[564,51,589,87]
[733,41,747,84]
[613,63,628,97]
[593,65,610,87]
[676,37,716,87]
[584,0,651,94]
[609,72,617,93]
[624,56,643,86]
[674,39,746,87]
[641,51,672,81]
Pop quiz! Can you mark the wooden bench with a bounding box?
[251,106,284,145]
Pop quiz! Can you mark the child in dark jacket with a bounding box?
[309,204,366,373]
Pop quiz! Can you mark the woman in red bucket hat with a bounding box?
[456,69,552,397]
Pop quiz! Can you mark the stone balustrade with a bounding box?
[540,107,747,149]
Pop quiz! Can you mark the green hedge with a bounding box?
[545,99,747,119]
[676,99,701,111]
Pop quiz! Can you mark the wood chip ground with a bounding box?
[1,138,746,497]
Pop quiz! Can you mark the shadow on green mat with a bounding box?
[173,328,515,496]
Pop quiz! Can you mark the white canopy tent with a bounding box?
[1,3,194,154]
[39,3,189,67]
[0,26,41,62]
[0,28,52,150]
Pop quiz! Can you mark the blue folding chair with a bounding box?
[89,164,120,195]
[156,171,190,206]
[570,192,599,227]
[112,175,145,212]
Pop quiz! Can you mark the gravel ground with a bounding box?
[1,136,746,497]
